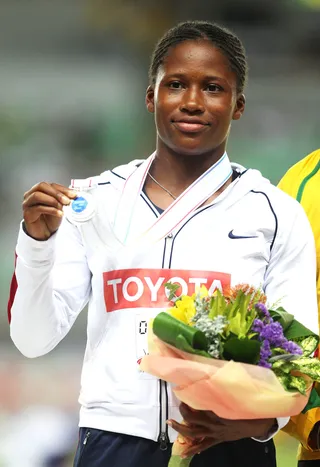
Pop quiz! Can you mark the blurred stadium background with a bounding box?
[1,0,320,465]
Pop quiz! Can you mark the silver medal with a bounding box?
[64,191,96,224]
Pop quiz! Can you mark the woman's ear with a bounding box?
[146,85,155,113]
[232,93,246,121]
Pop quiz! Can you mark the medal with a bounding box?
[64,190,96,224]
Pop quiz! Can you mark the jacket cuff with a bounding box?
[252,417,289,442]
[16,221,57,264]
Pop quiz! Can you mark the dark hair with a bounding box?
[149,20,248,93]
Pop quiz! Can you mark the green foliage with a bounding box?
[209,290,257,338]
[223,337,261,364]
[164,282,181,301]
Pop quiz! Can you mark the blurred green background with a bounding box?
[1,0,320,465]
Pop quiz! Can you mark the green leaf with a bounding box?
[273,357,320,382]
[270,308,319,353]
[269,353,300,363]
[273,369,307,395]
[228,290,244,319]
[270,307,294,330]
[272,360,295,374]
[209,289,226,319]
[168,455,193,467]
[153,312,209,352]
[294,336,319,357]
[285,375,307,395]
[228,313,243,337]
[164,282,181,301]
[223,337,261,364]
[290,359,320,381]
[175,335,211,358]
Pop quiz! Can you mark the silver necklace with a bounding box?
[147,172,177,200]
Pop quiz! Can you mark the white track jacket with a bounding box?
[9,158,318,446]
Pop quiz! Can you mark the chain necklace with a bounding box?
[147,172,177,200]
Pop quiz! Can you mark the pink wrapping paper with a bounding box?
[140,335,312,420]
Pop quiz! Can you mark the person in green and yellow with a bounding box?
[278,149,320,466]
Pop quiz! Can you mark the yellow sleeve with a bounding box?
[278,162,320,456]
[281,408,320,452]
[277,171,297,198]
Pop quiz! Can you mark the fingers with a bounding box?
[179,404,222,429]
[182,437,219,458]
[24,205,64,224]
[167,419,209,439]
[24,182,76,207]
[23,192,63,211]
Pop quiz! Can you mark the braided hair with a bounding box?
[149,20,248,93]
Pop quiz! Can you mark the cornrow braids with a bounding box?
[149,20,248,93]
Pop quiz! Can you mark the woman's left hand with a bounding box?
[168,403,277,458]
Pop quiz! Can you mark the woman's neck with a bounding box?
[149,147,226,194]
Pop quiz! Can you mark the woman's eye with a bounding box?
[206,84,222,92]
[169,81,183,89]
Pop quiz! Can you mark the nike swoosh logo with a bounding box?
[228,230,258,239]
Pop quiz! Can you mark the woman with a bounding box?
[8,21,318,467]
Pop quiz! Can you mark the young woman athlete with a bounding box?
[8,21,318,467]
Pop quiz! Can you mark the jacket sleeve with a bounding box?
[9,219,91,358]
[258,198,318,438]
[281,383,320,452]
[264,200,318,334]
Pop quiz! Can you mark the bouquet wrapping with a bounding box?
[140,284,320,466]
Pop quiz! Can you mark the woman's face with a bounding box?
[146,40,245,158]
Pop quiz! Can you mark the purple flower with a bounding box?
[259,360,272,369]
[258,340,272,368]
[252,319,265,334]
[255,302,270,320]
[281,340,303,355]
[260,321,285,347]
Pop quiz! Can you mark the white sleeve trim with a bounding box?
[252,417,290,442]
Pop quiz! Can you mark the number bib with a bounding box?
[135,313,157,380]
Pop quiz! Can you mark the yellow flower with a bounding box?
[194,285,209,299]
[168,295,196,325]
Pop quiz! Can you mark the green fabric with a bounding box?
[295,159,320,203]
[302,387,320,414]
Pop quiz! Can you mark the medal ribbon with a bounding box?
[113,152,232,246]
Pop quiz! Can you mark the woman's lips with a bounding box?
[173,121,209,133]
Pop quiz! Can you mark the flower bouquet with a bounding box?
[140,284,320,467]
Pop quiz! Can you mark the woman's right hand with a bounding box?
[23,182,77,241]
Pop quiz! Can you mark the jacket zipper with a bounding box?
[158,379,169,450]
[157,233,174,450]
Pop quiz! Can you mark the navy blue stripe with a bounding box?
[162,237,167,269]
[111,170,126,180]
[239,169,248,177]
[98,181,111,185]
[168,204,214,268]
[251,190,278,251]
[140,193,160,218]
[168,189,278,267]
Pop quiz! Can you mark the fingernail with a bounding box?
[177,435,186,445]
[61,195,70,204]
[166,420,172,427]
